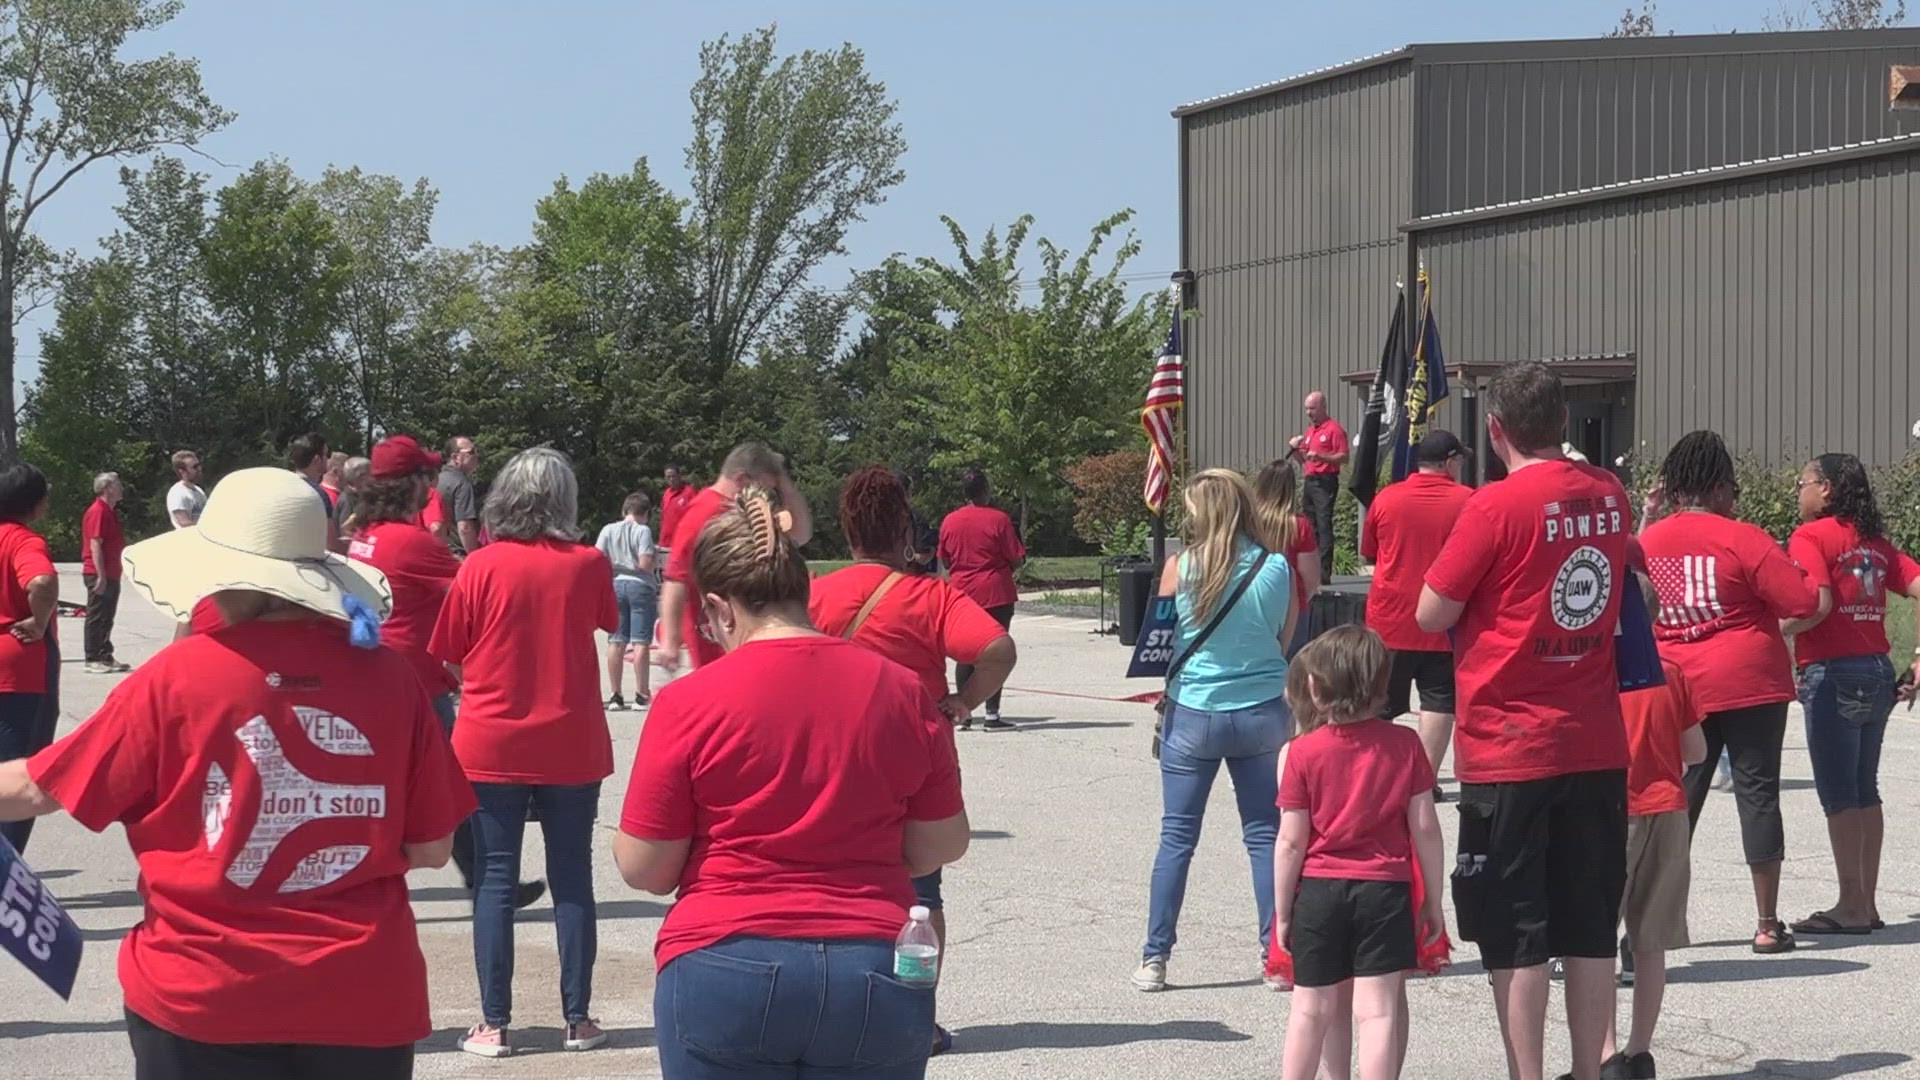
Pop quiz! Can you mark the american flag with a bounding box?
[1649,554,1725,632]
[1142,303,1184,513]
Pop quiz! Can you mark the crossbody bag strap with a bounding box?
[843,571,906,640]
[1164,550,1272,686]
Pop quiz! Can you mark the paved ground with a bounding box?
[4,566,1920,1078]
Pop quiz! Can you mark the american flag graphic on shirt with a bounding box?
[1648,554,1725,638]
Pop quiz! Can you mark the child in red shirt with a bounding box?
[1274,626,1445,1080]
[1603,573,1708,1080]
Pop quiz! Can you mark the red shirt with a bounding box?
[620,637,965,969]
[809,564,1010,702]
[82,498,126,579]
[1622,659,1704,816]
[1361,473,1472,651]
[349,521,460,696]
[659,483,699,548]
[1424,461,1633,783]
[429,538,619,785]
[1279,513,1315,614]
[1278,718,1436,881]
[1299,418,1350,477]
[663,486,731,669]
[1641,513,1815,712]
[187,596,226,636]
[938,504,1026,610]
[1788,516,1920,665]
[27,621,474,1046]
[416,487,447,533]
[0,523,54,693]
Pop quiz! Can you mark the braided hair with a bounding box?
[1657,430,1737,513]
[839,465,912,560]
[1813,452,1884,541]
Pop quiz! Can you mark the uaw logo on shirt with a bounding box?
[202,707,387,894]
[1551,544,1613,632]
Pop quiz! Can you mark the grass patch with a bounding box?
[1032,589,1104,608]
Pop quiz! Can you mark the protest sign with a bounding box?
[0,837,83,1000]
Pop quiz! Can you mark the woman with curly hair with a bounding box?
[1784,453,1920,936]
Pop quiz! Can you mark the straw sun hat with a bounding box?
[123,467,392,625]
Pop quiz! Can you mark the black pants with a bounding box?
[82,574,121,663]
[126,1009,413,1080]
[1304,474,1339,561]
[1682,701,1788,865]
[956,603,1015,715]
[2,637,60,855]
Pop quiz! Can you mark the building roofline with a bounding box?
[1403,131,1920,232]
[1173,27,1920,119]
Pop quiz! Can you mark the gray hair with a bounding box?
[483,447,579,541]
[341,457,371,486]
[93,472,120,496]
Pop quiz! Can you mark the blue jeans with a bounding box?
[1143,695,1290,960]
[655,937,931,1079]
[611,576,659,645]
[1799,655,1897,814]
[469,781,601,1026]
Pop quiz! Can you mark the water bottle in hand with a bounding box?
[893,905,940,985]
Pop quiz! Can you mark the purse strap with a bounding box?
[843,571,906,640]
[1164,550,1272,687]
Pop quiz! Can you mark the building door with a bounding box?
[1566,399,1634,482]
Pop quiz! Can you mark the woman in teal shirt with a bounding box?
[1134,468,1296,992]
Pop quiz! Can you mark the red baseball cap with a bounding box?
[369,435,443,479]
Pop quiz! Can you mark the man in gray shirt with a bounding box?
[439,435,483,555]
[595,492,658,709]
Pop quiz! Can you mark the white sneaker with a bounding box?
[1132,957,1168,992]
[1264,971,1292,992]
[83,661,111,675]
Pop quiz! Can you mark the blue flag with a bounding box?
[0,836,84,1000]
[1392,271,1450,480]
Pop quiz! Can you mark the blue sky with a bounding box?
[20,0,1785,386]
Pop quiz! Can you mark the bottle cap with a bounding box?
[909,905,931,921]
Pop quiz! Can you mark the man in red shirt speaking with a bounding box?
[1291,390,1349,563]
[1415,362,1633,1080]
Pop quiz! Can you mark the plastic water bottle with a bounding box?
[893,904,940,985]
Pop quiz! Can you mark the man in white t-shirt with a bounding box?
[594,491,658,711]
[166,450,207,529]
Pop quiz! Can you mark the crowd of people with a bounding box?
[0,357,1910,1079]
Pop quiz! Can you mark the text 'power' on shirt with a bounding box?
[1424,460,1633,784]
[1788,515,1920,665]
[1361,473,1472,652]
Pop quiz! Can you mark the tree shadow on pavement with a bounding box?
[1668,957,1867,983]
[951,1020,1251,1054]
[418,1025,655,1055]
[1685,1052,1910,1079]
[0,1018,127,1039]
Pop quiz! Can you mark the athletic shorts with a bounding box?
[1383,649,1456,718]
[1622,810,1691,952]
[1289,878,1416,987]
[1452,769,1627,970]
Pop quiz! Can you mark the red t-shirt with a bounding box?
[1424,460,1633,784]
[659,484,699,548]
[1361,473,1472,651]
[1300,418,1350,477]
[1788,516,1920,665]
[415,487,447,533]
[82,498,126,579]
[663,486,731,669]
[0,522,54,693]
[1641,513,1816,712]
[187,597,226,636]
[809,564,1009,702]
[1278,718,1436,881]
[620,636,965,969]
[428,538,619,785]
[349,521,460,696]
[1280,513,1315,614]
[1622,659,1704,816]
[938,504,1026,610]
[27,620,475,1046]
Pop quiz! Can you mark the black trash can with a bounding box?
[1304,580,1370,642]
[1116,560,1156,646]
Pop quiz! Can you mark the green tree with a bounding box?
[1605,1,1662,35]
[0,0,231,458]
[1763,0,1907,28]
[686,25,904,381]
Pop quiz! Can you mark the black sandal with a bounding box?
[1790,912,1871,936]
[1753,918,1796,953]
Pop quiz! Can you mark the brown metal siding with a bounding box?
[1182,60,1413,471]
[1418,47,1920,216]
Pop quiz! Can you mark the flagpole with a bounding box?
[1151,286,1181,571]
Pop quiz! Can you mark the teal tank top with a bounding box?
[1168,535,1294,712]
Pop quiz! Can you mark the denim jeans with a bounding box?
[469,781,601,1026]
[429,693,478,887]
[1143,694,1290,960]
[610,575,659,646]
[1799,655,1897,814]
[655,937,931,1079]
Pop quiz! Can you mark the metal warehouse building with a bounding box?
[1175,28,1920,478]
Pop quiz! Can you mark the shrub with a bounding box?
[1067,450,1159,557]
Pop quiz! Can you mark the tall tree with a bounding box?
[686,25,904,381]
[0,0,231,459]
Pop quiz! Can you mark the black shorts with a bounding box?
[1452,769,1627,970]
[1383,649,1456,718]
[1288,878,1416,987]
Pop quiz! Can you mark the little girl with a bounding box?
[1275,625,1446,1080]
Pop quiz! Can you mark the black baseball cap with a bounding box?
[1414,429,1466,467]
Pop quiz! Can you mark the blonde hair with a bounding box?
[1249,459,1302,554]
[1284,625,1390,736]
[1180,468,1256,623]
[692,485,810,612]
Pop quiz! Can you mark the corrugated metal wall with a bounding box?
[1417,46,1920,216]
[1182,60,1413,470]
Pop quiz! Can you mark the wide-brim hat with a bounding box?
[123,467,392,624]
